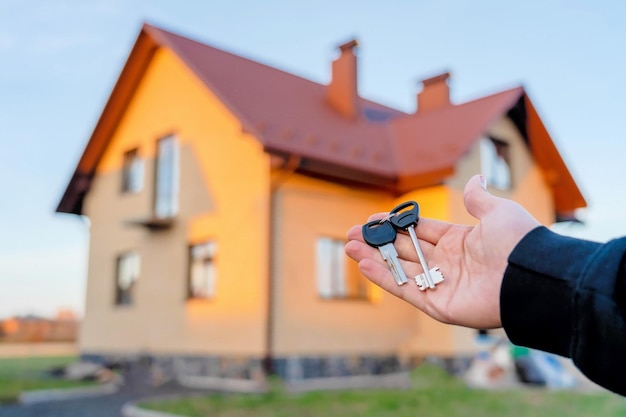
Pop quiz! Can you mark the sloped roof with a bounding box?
[389,87,525,182]
[57,23,586,216]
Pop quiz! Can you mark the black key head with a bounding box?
[362,219,397,248]
[389,201,420,231]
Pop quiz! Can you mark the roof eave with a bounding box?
[522,94,587,213]
[56,25,160,215]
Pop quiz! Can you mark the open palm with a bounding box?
[345,175,539,329]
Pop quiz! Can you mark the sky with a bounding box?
[1,0,625,319]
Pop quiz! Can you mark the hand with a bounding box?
[345,175,540,329]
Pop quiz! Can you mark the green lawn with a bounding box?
[0,356,96,404]
[141,364,626,417]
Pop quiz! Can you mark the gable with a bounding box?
[57,23,586,220]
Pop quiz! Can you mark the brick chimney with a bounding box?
[417,72,451,113]
[326,39,359,119]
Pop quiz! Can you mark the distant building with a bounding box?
[0,311,78,343]
[56,23,585,380]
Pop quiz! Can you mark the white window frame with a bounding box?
[316,237,367,299]
[154,135,180,218]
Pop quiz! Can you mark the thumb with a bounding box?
[464,174,498,220]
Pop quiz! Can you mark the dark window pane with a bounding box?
[122,149,144,193]
[188,242,217,299]
[116,252,140,305]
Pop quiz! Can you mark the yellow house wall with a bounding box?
[272,175,422,356]
[81,47,270,356]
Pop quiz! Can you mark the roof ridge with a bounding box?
[143,23,405,116]
[144,23,317,83]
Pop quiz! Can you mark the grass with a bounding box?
[140,364,626,417]
[0,356,96,404]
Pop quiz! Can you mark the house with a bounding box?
[56,23,586,381]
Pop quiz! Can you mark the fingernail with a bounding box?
[479,175,487,190]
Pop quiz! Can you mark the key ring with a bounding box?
[378,212,397,224]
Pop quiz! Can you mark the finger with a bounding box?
[346,239,426,277]
[358,258,427,310]
[344,239,381,263]
[346,224,365,242]
[390,231,426,263]
[346,213,391,242]
[346,241,424,288]
[403,237,437,264]
[358,257,402,289]
[415,217,455,245]
[349,221,439,263]
[463,174,498,220]
[367,212,389,222]
[347,211,443,267]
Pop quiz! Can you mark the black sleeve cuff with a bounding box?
[500,226,601,358]
[501,226,626,395]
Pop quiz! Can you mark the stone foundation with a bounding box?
[81,353,406,382]
[273,355,403,380]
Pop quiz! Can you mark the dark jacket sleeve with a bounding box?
[501,226,626,396]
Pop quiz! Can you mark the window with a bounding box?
[154,135,180,218]
[122,149,144,193]
[316,237,368,299]
[480,137,511,190]
[115,252,140,305]
[188,241,217,299]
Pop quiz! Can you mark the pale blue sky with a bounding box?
[1,1,625,318]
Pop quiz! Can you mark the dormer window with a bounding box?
[154,135,180,218]
[480,137,511,190]
[122,149,144,193]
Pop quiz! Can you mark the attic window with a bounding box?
[480,137,511,190]
[122,149,144,193]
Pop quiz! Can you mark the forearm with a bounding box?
[501,226,626,395]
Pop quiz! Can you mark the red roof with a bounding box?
[57,23,586,217]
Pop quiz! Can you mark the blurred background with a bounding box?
[1,1,626,414]
[2,0,625,320]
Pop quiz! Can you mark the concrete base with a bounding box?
[19,382,119,405]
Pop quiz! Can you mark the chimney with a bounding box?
[416,72,451,113]
[326,39,359,119]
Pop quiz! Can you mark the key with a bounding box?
[415,267,445,291]
[389,201,436,289]
[362,219,409,286]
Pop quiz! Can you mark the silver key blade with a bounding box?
[379,243,408,286]
[407,227,435,289]
[415,267,444,291]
